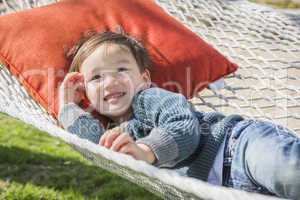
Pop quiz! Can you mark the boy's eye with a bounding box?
[91,74,103,81]
[117,67,129,72]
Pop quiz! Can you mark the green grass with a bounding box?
[249,0,300,8]
[0,112,161,200]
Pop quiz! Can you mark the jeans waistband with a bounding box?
[222,119,254,186]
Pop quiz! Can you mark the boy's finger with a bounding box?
[99,131,109,146]
[119,143,137,159]
[99,128,119,147]
[64,72,79,81]
[62,74,79,87]
[72,73,84,83]
[64,72,83,84]
[75,82,85,92]
[104,130,121,148]
[111,134,133,152]
[110,126,121,133]
[119,143,133,154]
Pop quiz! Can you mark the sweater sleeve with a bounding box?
[58,103,105,144]
[133,88,201,168]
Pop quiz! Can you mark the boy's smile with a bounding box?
[104,91,126,103]
[80,42,150,122]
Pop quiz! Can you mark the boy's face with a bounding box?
[80,42,150,118]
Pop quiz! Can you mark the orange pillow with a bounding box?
[0,0,238,120]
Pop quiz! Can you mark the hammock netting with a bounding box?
[0,0,299,199]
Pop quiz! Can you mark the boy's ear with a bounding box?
[139,69,152,90]
[141,69,151,83]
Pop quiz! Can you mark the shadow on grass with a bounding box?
[0,145,159,200]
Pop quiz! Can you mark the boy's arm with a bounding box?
[58,103,105,144]
[133,88,201,168]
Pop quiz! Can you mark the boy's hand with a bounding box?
[59,72,85,108]
[99,127,156,164]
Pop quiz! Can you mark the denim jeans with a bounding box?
[223,119,300,199]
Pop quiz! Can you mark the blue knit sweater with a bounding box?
[58,87,244,181]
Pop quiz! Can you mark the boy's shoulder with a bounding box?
[132,87,187,110]
[135,87,185,101]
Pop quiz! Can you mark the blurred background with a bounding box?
[251,0,300,8]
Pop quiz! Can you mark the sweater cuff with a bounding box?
[58,103,90,128]
[135,127,178,167]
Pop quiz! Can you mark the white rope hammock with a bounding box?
[0,0,299,199]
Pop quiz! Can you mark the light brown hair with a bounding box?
[66,28,152,73]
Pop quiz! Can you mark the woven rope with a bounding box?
[164,0,300,134]
[0,0,299,199]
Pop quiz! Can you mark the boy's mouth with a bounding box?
[104,92,126,102]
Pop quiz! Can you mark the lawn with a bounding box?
[0,112,161,200]
[250,0,300,8]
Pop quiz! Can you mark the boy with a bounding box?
[58,30,300,199]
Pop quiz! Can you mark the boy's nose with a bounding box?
[106,73,118,81]
[104,74,120,89]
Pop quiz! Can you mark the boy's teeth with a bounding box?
[105,92,125,100]
[111,94,121,98]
